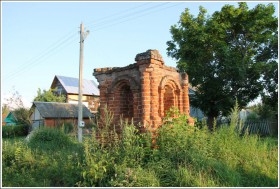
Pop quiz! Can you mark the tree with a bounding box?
[167,3,278,129]
[249,103,275,121]
[13,107,31,125]
[2,104,10,115]
[2,88,31,126]
[3,87,25,111]
[33,88,66,102]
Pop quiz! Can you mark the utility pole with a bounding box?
[78,22,89,143]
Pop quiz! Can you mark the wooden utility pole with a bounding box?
[78,22,89,143]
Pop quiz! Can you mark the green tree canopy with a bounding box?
[167,3,278,128]
[33,88,66,102]
[13,107,31,125]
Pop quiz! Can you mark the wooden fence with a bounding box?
[238,120,278,136]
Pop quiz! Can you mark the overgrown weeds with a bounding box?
[2,104,278,187]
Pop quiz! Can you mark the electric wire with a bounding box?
[7,36,78,83]
[3,3,155,81]
[4,32,78,81]
[3,29,77,80]
[86,2,170,29]
[84,2,151,26]
[4,2,185,82]
[91,2,184,32]
[3,29,77,79]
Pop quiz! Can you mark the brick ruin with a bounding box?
[93,49,194,132]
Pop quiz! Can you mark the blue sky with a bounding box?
[1,1,279,108]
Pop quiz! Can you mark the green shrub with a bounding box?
[27,127,74,151]
[119,121,153,167]
[60,122,74,134]
[246,112,259,121]
[2,137,84,187]
[2,124,29,138]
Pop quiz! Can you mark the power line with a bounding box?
[87,2,170,29]
[91,2,184,32]
[4,32,77,82]
[3,3,155,81]
[3,2,185,82]
[3,29,77,79]
[84,2,151,26]
[8,36,78,83]
[3,29,78,81]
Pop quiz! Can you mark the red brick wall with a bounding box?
[93,49,194,131]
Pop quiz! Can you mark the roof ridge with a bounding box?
[33,101,88,107]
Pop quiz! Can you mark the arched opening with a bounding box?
[119,84,134,120]
[163,85,175,116]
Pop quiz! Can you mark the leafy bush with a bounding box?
[246,112,259,121]
[2,124,29,138]
[27,127,74,151]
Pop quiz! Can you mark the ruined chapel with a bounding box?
[93,49,194,131]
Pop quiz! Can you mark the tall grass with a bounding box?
[2,104,278,187]
[2,128,84,187]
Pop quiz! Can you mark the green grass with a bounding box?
[2,106,278,187]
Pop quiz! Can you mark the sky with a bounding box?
[1,1,279,109]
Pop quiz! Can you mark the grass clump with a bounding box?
[27,127,74,151]
[2,128,84,187]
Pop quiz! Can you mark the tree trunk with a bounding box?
[208,116,214,131]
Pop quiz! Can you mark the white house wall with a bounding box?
[30,107,44,129]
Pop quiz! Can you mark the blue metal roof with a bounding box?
[55,75,99,96]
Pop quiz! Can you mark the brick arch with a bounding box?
[158,76,182,117]
[107,76,141,127]
[108,75,140,94]
[159,75,182,91]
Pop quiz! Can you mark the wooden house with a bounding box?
[3,112,18,126]
[2,114,7,126]
[50,75,100,113]
[30,101,94,129]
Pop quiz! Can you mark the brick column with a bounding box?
[182,73,190,115]
[181,73,194,126]
[140,68,151,127]
[150,67,161,128]
[158,88,165,118]
[132,89,141,126]
[179,91,183,114]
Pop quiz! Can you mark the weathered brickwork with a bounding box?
[93,49,194,132]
